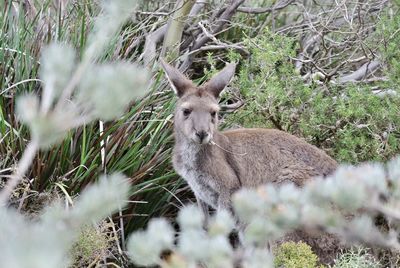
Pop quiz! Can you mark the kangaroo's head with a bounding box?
[161,60,236,145]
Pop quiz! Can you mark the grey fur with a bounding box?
[162,60,341,264]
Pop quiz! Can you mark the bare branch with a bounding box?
[162,0,197,61]
[188,44,248,58]
[220,100,244,112]
[179,0,245,71]
[141,24,168,66]
[140,1,206,67]
[237,0,294,14]
[338,60,381,83]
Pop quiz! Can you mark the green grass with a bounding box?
[0,0,184,237]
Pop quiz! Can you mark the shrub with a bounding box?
[127,208,240,268]
[274,241,321,268]
[332,248,380,268]
[376,8,400,88]
[225,28,400,164]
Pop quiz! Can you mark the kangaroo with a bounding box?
[161,60,340,263]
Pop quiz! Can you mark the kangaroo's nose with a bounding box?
[195,131,208,142]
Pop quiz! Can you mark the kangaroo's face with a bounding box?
[175,89,219,144]
[161,60,236,145]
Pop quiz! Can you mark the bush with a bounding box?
[127,208,240,268]
[333,248,380,268]
[0,174,130,268]
[274,241,321,268]
[226,27,400,164]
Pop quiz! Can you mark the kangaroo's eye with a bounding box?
[210,111,216,117]
[183,109,192,117]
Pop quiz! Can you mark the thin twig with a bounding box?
[180,0,245,71]
[0,139,39,205]
[237,0,294,14]
[0,79,42,95]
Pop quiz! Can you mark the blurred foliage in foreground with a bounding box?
[0,0,181,238]
[128,156,400,267]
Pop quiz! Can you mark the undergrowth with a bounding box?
[0,0,181,236]
[225,25,400,164]
[332,248,381,268]
[70,224,110,267]
[274,241,322,268]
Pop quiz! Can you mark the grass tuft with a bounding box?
[332,248,381,268]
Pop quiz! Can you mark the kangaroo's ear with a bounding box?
[204,63,236,98]
[160,59,193,97]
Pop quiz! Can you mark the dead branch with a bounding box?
[220,100,244,112]
[189,0,207,17]
[139,1,205,67]
[288,0,388,84]
[185,43,249,57]
[237,0,294,14]
[141,24,168,66]
[161,0,197,61]
[338,60,381,83]
[179,0,245,71]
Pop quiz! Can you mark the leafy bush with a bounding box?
[333,248,380,268]
[226,28,400,164]
[274,241,321,268]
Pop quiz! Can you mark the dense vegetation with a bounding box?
[226,25,400,163]
[1,0,400,267]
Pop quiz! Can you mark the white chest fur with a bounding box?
[174,142,219,208]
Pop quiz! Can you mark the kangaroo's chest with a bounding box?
[180,166,218,208]
[174,147,219,208]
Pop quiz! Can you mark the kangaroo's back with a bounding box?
[222,128,337,187]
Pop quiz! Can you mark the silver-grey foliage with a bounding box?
[1,174,130,268]
[126,156,400,267]
[0,0,149,267]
